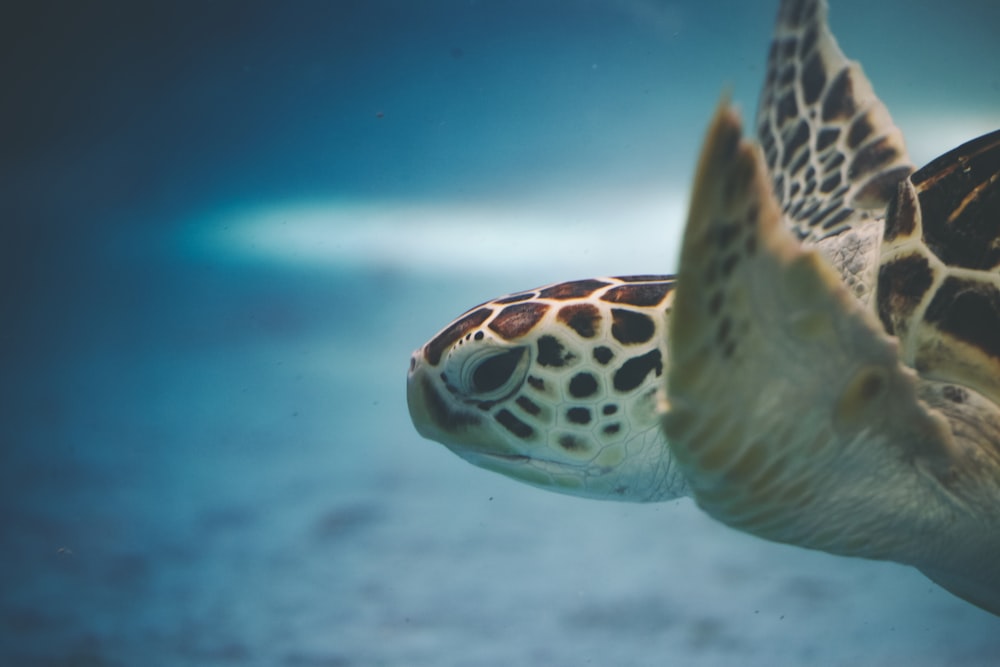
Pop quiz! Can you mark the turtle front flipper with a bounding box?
[758,0,913,237]
[662,101,1000,614]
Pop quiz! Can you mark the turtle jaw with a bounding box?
[406,351,479,448]
[408,349,614,496]
[408,348,686,501]
[406,350,524,459]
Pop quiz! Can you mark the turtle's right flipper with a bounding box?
[662,100,961,565]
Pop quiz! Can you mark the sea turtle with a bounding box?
[406,0,1000,614]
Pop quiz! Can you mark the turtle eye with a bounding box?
[456,345,529,402]
[472,347,526,393]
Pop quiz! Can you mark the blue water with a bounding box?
[3,1,999,665]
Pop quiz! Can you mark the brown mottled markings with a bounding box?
[924,277,1000,361]
[912,128,1000,189]
[424,307,491,365]
[775,90,799,127]
[613,274,673,283]
[802,174,816,197]
[778,64,796,87]
[817,127,839,151]
[779,38,796,60]
[782,120,810,169]
[819,171,842,194]
[611,308,655,345]
[784,0,810,27]
[789,199,805,219]
[883,182,917,242]
[912,129,1000,270]
[489,302,549,340]
[847,113,874,149]
[421,375,480,432]
[848,137,899,180]
[775,174,787,206]
[819,207,854,231]
[600,282,673,307]
[538,279,610,300]
[876,253,934,335]
[612,349,662,393]
[557,303,601,338]
[537,335,574,368]
[798,24,817,57]
[568,372,599,398]
[495,292,536,305]
[811,201,843,229]
[761,125,777,168]
[593,346,614,365]
[526,375,545,391]
[603,424,621,436]
[855,165,913,209]
[516,395,541,416]
[822,151,844,174]
[821,68,855,122]
[788,150,810,178]
[495,409,534,439]
[559,435,587,452]
[566,407,591,425]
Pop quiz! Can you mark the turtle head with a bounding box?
[406,276,688,502]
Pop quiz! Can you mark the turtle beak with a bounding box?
[406,350,438,441]
[408,348,539,469]
[406,349,481,446]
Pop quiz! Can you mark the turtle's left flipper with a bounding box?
[662,100,989,572]
[758,0,913,238]
[757,0,914,304]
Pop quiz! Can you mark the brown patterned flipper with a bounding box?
[757,0,913,243]
[663,99,964,565]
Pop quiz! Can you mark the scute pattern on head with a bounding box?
[488,301,550,340]
[407,275,684,501]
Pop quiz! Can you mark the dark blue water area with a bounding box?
[2,1,999,665]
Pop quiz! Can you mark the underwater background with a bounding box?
[3,0,999,664]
